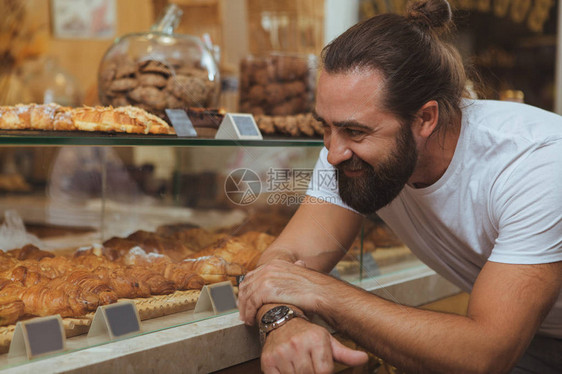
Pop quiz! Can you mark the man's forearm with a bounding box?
[257,245,298,267]
[258,242,348,273]
[253,248,302,327]
[254,198,362,272]
[319,284,519,374]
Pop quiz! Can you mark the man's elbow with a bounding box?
[473,347,523,374]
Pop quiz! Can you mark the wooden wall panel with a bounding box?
[46,0,154,104]
[247,0,324,56]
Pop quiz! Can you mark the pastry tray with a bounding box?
[0,289,201,354]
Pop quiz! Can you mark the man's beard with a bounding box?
[336,124,418,215]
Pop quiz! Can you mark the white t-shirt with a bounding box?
[306,100,562,338]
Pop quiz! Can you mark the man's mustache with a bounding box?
[336,155,372,172]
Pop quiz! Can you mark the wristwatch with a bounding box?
[259,305,308,345]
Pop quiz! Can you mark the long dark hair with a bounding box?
[322,0,466,138]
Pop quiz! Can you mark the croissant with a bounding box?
[75,248,178,297]
[159,263,205,290]
[102,237,139,261]
[0,277,24,297]
[127,230,195,262]
[190,238,261,271]
[7,244,55,261]
[236,231,276,252]
[124,265,176,295]
[73,249,119,270]
[122,247,204,290]
[181,255,245,284]
[19,272,114,317]
[38,256,76,278]
[0,251,18,272]
[1,263,44,287]
[19,279,78,317]
[94,266,151,299]
[0,295,25,326]
[62,270,118,305]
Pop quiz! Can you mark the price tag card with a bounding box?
[215,113,263,140]
[165,109,198,137]
[88,301,142,341]
[194,281,238,314]
[362,254,381,277]
[8,315,66,360]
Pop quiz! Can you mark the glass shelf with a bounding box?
[0,132,324,147]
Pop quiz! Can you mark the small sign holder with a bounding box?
[194,281,238,314]
[165,109,198,137]
[215,113,263,140]
[8,315,66,360]
[87,301,142,341]
[362,254,381,277]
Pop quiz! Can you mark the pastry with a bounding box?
[181,255,245,284]
[126,230,195,262]
[189,238,261,271]
[72,105,175,134]
[8,244,55,261]
[122,247,205,290]
[0,295,25,326]
[236,231,276,252]
[0,104,175,135]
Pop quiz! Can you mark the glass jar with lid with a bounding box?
[98,4,220,119]
[238,53,317,117]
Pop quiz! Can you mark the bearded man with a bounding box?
[237,1,562,373]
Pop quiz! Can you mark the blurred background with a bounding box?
[1,0,559,111]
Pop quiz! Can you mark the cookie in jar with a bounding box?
[239,53,316,116]
[98,4,220,119]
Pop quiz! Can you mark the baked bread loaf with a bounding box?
[70,105,175,134]
[0,104,175,134]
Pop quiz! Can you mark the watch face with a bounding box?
[262,306,290,324]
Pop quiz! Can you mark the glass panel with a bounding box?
[0,143,422,366]
[0,133,324,147]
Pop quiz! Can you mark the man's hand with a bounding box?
[260,317,368,374]
[238,259,337,325]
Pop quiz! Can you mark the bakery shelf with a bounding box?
[0,132,324,147]
[0,265,460,373]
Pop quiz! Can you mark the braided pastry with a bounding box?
[0,104,175,134]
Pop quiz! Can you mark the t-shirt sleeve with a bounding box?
[489,139,562,264]
[306,147,360,213]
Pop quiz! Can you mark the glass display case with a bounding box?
[98,4,221,119]
[0,134,431,371]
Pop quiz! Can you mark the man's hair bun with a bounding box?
[406,0,453,30]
